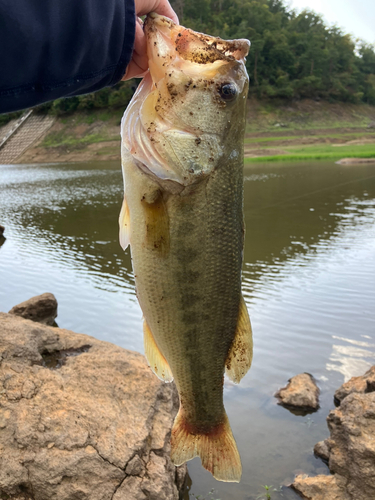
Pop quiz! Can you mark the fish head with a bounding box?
[122,14,249,186]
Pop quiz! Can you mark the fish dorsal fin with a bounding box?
[119,195,130,250]
[225,295,253,384]
[143,319,174,382]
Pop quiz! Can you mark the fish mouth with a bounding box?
[144,13,250,85]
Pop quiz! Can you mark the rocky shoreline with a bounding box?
[291,366,375,500]
[1,294,375,500]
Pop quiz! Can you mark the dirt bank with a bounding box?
[11,99,375,164]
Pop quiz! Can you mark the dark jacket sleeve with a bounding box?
[0,0,135,113]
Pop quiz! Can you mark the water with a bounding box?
[1,160,375,499]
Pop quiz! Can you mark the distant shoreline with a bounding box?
[1,98,374,165]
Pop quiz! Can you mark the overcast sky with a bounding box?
[288,0,375,44]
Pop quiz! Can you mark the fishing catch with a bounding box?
[120,13,252,482]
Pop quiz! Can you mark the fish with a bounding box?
[119,13,252,482]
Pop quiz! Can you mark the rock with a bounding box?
[325,392,375,499]
[0,225,5,248]
[292,474,350,500]
[8,293,58,326]
[0,312,186,500]
[367,121,375,128]
[292,368,375,500]
[334,365,375,404]
[275,373,320,411]
[314,440,330,463]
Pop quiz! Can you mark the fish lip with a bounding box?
[144,12,175,29]
[147,11,173,22]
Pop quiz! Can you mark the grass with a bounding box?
[245,143,375,162]
[246,121,372,134]
[41,132,120,149]
[61,109,123,125]
[244,132,375,144]
[245,98,375,133]
[96,145,121,155]
[39,108,124,150]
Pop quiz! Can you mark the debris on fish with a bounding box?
[120,13,252,483]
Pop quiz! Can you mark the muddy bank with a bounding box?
[336,157,375,165]
[19,139,121,164]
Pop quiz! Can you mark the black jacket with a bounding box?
[0,0,135,113]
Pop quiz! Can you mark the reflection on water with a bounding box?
[327,337,375,382]
[1,160,375,499]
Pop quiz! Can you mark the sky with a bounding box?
[288,0,375,44]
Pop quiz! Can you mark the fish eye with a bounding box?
[219,82,237,101]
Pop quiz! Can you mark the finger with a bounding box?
[122,22,149,81]
[136,0,179,24]
[133,20,147,59]
[122,61,148,80]
[153,0,179,23]
[131,50,148,73]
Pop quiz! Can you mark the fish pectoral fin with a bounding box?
[171,408,242,482]
[119,195,130,250]
[225,294,253,384]
[143,319,174,383]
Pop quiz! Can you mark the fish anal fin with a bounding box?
[143,320,173,383]
[171,408,242,482]
[119,195,130,250]
[225,295,253,384]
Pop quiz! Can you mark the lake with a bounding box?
[1,159,375,500]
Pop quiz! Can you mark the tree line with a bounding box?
[1,0,374,124]
[172,0,375,104]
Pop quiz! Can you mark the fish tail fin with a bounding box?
[171,408,242,482]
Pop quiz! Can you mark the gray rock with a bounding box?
[8,293,58,326]
[275,373,320,411]
[334,365,375,404]
[367,121,375,128]
[292,367,375,500]
[0,312,186,500]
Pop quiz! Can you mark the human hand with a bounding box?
[122,0,179,80]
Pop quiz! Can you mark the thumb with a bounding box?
[135,0,179,24]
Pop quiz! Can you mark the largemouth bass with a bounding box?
[120,13,252,482]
